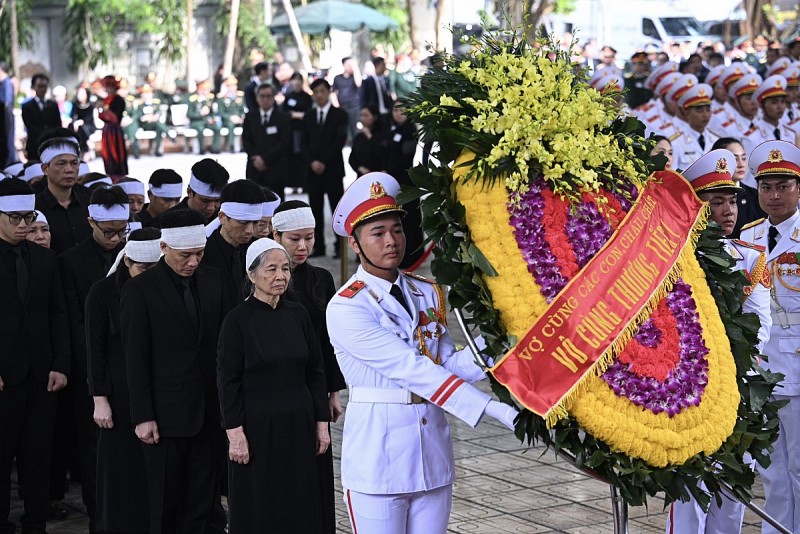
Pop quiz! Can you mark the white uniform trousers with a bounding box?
[760,394,800,534]
[344,485,452,534]
[665,480,746,534]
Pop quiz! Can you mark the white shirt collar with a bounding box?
[770,209,800,237]
[316,102,332,116]
[356,264,401,295]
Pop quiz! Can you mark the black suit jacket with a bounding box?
[302,105,348,180]
[242,107,291,188]
[0,241,70,386]
[359,75,393,112]
[121,261,228,438]
[21,98,61,159]
[59,237,121,375]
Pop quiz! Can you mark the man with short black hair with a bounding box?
[203,179,265,303]
[59,185,129,532]
[244,62,272,113]
[139,169,183,227]
[21,74,61,160]
[154,158,229,226]
[242,83,291,199]
[360,57,393,126]
[303,79,349,258]
[34,136,91,254]
[0,177,69,534]
[122,209,229,533]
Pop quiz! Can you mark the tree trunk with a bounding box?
[281,0,312,73]
[186,0,194,86]
[10,0,18,79]
[434,0,445,51]
[407,0,417,51]
[223,0,240,77]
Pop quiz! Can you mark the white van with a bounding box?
[548,0,718,61]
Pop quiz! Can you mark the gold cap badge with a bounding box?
[715,158,729,173]
[768,149,784,163]
[370,181,387,199]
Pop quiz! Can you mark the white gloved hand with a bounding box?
[484,400,518,430]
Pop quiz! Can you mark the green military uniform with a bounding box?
[130,94,168,157]
[187,92,221,154]
[216,90,245,151]
[122,94,139,146]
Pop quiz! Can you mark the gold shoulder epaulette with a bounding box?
[403,272,434,284]
[236,90,244,96]
[740,218,766,232]
[732,239,766,252]
[668,130,682,142]
[190,95,199,102]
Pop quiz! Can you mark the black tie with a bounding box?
[774,127,781,140]
[749,122,755,129]
[179,278,199,330]
[790,110,795,121]
[318,109,324,126]
[769,226,780,253]
[11,247,27,300]
[698,134,705,151]
[261,112,267,125]
[389,284,411,318]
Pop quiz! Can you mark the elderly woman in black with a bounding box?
[85,227,162,533]
[272,200,345,533]
[217,238,330,533]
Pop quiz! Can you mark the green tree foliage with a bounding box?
[213,0,276,71]
[0,0,36,66]
[361,0,410,50]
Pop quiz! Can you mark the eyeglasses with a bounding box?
[1,211,37,225]
[257,221,272,233]
[95,224,130,239]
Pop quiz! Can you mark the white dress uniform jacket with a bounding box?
[327,266,490,494]
[672,127,722,171]
[756,118,800,146]
[727,239,772,350]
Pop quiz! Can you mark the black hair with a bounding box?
[0,177,34,197]
[149,168,183,187]
[160,208,206,229]
[115,227,161,288]
[38,132,80,157]
[709,52,724,64]
[373,56,386,67]
[272,200,325,309]
[31,73,49,88]
[651,134,670,146]
[256,82,275,95]
[261,186,279,202]
[219,179,266,204]
[254,62,270,75]
[190,158,229,193]
[711,137,744,151]
[310,78,330,91]
[90,185,129,209]
[341,56,351,65]
[0,61,9,75]
[118,176,141,185]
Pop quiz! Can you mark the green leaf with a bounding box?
[468,244,498,276]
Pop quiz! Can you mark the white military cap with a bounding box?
[748,140,800,180]
[683,149,738,193]
[754,75,787,103]
[728,73,762,100]
[332,172,404,237]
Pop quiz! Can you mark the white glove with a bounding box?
[484,400,518,430]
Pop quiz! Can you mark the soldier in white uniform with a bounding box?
[723,74,767,159]
[782,66,800,132]
[666,149,772,534]
[634,61,678,120]
[754,75,800,145]
[739,140,800,534]
[707,65,736,132]
[718,63,751,131]
[644,72,684,139]
[326,172,518,534]
[671,80,724,171]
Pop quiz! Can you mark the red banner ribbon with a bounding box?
[490,171,706,426]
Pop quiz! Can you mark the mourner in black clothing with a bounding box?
[282,72,313,191]
[86,227,162,533]
[273,201,345,534]
[138,168,182,227]
[59,185,130,533]
[203,179,266,304]
[121,209,230,534]
[348,105,385,177]
[0,178,69,534]
[21,74,61,160]
[302,79,349,259]
[34,136,91,255]
[242,83,291,198]
[152,158,229,227]
[217,238,329,533]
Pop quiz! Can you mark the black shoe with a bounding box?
[49,501,70,520]
[154,150,163,157]
[310,249,325,258]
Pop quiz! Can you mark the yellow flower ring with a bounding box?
[454,152,739,467]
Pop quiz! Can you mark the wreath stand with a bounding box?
[453,308,791,534]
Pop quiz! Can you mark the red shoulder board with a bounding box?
[721,119,735,128]
[732,239,766,252]
[338,280,366,298]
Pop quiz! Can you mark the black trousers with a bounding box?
[141,421,224,534]
[307,173,344,252]
[72,368,97,533]
[0,373,57,534]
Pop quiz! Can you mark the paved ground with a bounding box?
[9,150,770,532]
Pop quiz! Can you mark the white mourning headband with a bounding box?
[189,173,222,198]
[161,225,207,250]
[262,198,282,217]
[40,142,80,164]
[88,203,130,221]
[34,210,48,225]
[149,182,183,198]
[4,163,24,177]
[22,165,45,183]
[107,238,163,276]
[0,194,35,212]
[246,238,288,271]
[272,207,316,232]
[85,176,113,187]
[119,180,145,196]
[204,202,263,237]
[79,162,91,176]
